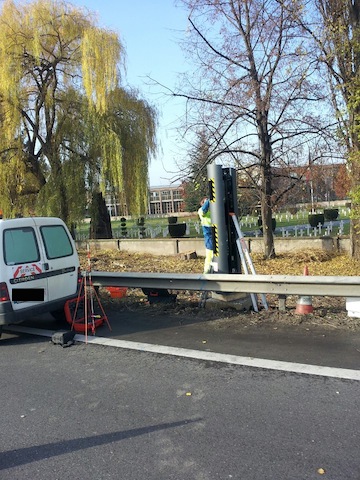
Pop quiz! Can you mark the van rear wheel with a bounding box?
[51,308,66,323]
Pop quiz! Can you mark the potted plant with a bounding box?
[168,223,186,238]
[308,213,325,227]
[324,208,339,221]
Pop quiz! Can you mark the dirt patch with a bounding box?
[79,249,360,332]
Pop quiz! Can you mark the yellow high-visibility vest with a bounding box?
[198,207,212,227]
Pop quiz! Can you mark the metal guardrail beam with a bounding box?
[88,271,360,297]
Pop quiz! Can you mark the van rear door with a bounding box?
[5,225,48,310]
[39,221,79,301]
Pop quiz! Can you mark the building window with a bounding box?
[161,190,171,200]
[101,184,185,217]
[173,190,182,200]
[150,191,159,200]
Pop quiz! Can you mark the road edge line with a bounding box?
[5,325,360,381]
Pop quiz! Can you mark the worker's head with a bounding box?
[200,197,208,206]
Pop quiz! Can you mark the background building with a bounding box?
[148,185,185,215]
[105,185,185,217]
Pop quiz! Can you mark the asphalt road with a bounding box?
[1,331,359,480]
[13,308,360,371]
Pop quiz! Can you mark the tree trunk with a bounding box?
[349,106,360,259]
[350,218,360,258]
[25,152,46,190]
[50,157,70,224]
[261,182,275,259]
[259,152,276,258]
[258,111,275,259]
[349,151,360,259]
[58,175,69,224]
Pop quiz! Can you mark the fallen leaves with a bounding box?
[78,249,360,331]
[80,248,360,277]
[252,250,360,277]
[80,250,204,274]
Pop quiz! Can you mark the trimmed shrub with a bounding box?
[120,217,127,236]
[168,216,178,224]
[137,217,146,238]
[89,192,112,239]
[168,223,186,238]
[308,213,325,227]
[324,208,339,221]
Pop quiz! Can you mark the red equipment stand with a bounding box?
[64,273,111,341]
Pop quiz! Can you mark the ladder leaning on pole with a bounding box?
[229,213,269,311]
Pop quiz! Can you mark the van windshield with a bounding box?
[40,225,73,259]
[4,227,40,265]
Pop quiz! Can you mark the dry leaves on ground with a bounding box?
[79,249,360,331]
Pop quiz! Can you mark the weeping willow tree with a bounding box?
[105,88,157,214]
[0,0,156,224]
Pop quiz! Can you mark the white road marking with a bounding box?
[5,325,360,381]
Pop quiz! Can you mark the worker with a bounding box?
[198,197,214,273]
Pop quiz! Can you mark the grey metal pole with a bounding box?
[207,163,229,273]
[224,168,239,216]
[223,167,241,273]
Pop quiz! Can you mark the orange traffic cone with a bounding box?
[295,265,313,314]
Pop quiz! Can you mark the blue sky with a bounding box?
[71,0,190,186]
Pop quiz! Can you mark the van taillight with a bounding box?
[0,282,10,302]
[77,267,82,285]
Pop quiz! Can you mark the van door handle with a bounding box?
[43,263,49,271]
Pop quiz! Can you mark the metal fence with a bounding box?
[89,271,360,298]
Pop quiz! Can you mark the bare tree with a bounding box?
[297,0,360,257]
[175,0,337,258]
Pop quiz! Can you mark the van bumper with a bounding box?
[0,302,18,326]
[0,295,78,326]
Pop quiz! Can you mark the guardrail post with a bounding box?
[278,294,287,311]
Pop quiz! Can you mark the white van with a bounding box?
[0,216,80,332]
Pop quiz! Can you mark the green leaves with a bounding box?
[0,1,157,223]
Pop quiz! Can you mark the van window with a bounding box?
[4,227,40,265]
[41,225,73,259]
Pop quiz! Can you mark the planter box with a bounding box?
[308,213,325,227]
[168,223,186,238]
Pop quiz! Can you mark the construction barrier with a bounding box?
[295,266,314,314]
